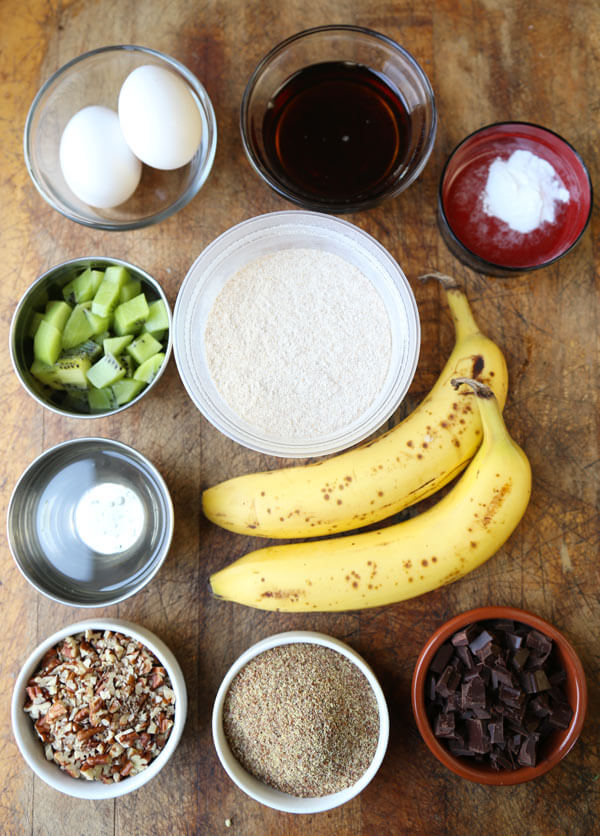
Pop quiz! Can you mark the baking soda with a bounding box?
[204,248,392,439]
[482,149,570,233]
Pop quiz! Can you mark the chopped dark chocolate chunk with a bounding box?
[521,669,551,694]
[510,647,530,671]
[435,664,461,697]
[434,712,456,738]
[466,718,491,754]
[430,643,454,674]
[469,630,495,655]
[517,734,539,767]
[425,617,573,772]
[451,623,480,647]
[488,718,504,745]
[461,676,487,708]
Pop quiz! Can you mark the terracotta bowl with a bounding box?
[411,606,587,785]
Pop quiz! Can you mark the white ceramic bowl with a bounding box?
[12,618,187,799]
[174,211,420,457]
[212,630,389,813]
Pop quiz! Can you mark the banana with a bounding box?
[210,379,531,612]
[202,273,509,538]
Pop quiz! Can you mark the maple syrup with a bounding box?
[262,61,411,207]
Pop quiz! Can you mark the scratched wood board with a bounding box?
[0,1,598,834]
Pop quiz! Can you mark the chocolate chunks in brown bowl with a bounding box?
[425,619,573,770]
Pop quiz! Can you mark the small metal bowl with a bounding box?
[411,606,587,785]
[7,438,174,607]
[11,618,187,798]
[10,256,172,419]
[241,25,436,213]
[212,631,389,813]
[24,45,217,230]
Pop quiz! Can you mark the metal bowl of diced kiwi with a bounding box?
[10,257,172,417]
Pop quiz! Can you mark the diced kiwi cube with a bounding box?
[88,387,116,412]
[120,354,136,377]
[34,319,63,365]
[126,332,162,365]
[60,338,103,362]
[62,268,104,304]
[31,356,92,390]
[103,265,131,288]
[27,310,44,338]
[103,334,133,355]
[91,278,122,318]
[86,353,126,388]
[133,352,165,383]
[61,304,95,349]
[142,299,169,338]
[120,279,141,303]
[111,377,146,405]
[43,300,72,331]
[112,293,150,336]
[83,307,110,336]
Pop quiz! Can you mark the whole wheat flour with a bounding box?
[204,248,392,439]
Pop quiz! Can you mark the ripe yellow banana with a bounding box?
[210,380,531,611]
[202,273,509,538]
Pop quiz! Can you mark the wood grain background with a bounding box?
[1,1,598,834]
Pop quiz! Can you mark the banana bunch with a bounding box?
[210,379,531,611]
[202,273,509,538]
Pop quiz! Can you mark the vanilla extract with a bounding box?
[262,61,411,205]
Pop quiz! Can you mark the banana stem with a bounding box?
[451,377,509,443]
[419,271,481,342]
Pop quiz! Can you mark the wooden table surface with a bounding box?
[1,1,598,834]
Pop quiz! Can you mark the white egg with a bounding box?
[59,106,142,209]
[118,65,203,170]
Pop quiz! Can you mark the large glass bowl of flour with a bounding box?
[173,211,420,457]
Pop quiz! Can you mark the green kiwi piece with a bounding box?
[111,377,146,405]
[104,265,131,288]
[133,352,165,384]
[120,354,136,377]
[43,300,73,331]
[91,278,121,318]
[34,319,63,365]
[120,279,141,303]
[31,356,92,390]
[83,307,110,336]
[142,299,169,337]
[27,311,44,338]
[126,332,162,365]
[113,293,150,336]
[88,386,117,412]
[61,304,95,350]
[103,334,133,355]
[86,353,126,388]
[60,338,103,362]
[62,268,104,304]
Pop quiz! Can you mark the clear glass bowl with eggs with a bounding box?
[24,45,217,230]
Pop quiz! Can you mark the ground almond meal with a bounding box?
[24,629,175,782]
[223,643,380,797]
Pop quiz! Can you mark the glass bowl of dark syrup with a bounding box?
[241,25,437,213]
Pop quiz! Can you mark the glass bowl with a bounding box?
[212,630,389,813]
[24,45,217,230]
[438,122,592,276]
[241,25,437,213]
[173,211,421,458]
[411,606,587,785]
[10,256,172,418]
[11,618,187,798]
[7,438,174,607]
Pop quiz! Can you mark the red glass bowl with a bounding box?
[411,606,587,785]
[438,122,592,276]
